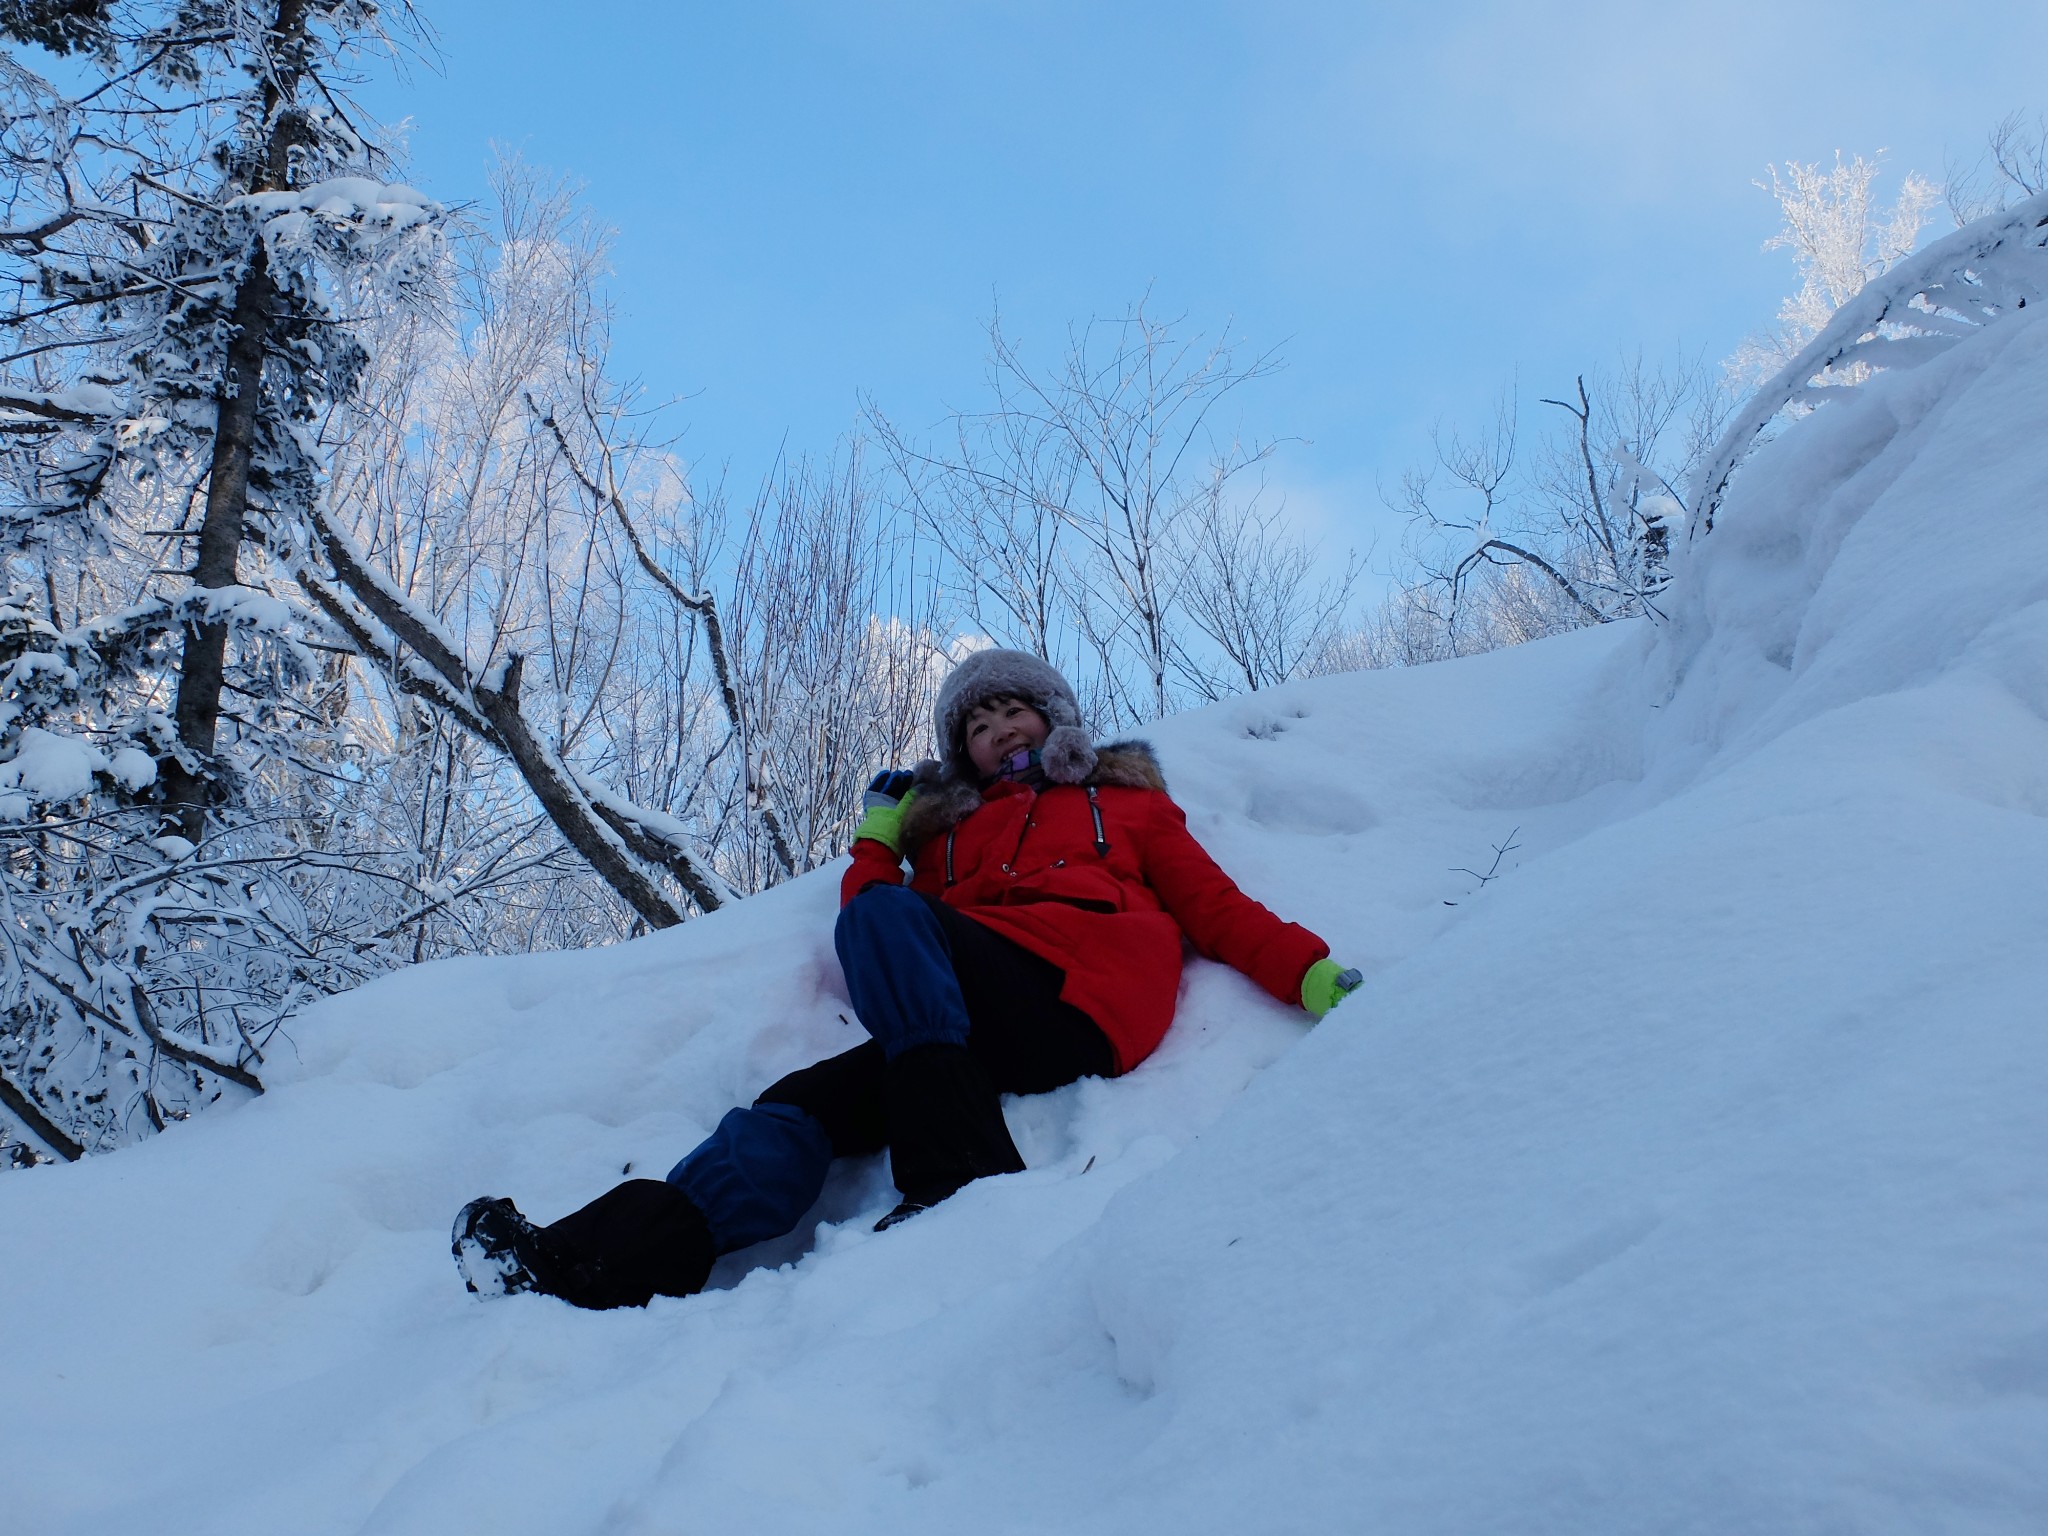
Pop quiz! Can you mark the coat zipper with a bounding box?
[1001,800,1035,875]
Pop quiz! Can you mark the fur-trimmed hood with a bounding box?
[897,740,1167,858]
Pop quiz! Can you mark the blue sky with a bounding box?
[364,1,2048,566]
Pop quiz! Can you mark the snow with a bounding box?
[3,308,2047,1532]
[241,177,439,246]
[108,746,157,792]
[0,381,119,421]
[192,583,295,633]
[52,381,118,415]
[0,725,107,817]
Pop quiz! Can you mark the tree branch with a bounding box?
[128,980,264,1094]
[529,391,798,878]
[306,503,718,926]
[0,1070,85,1162]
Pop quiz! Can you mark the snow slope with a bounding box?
[4,311,2047,1534]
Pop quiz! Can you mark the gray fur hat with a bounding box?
[933,647,1097,784]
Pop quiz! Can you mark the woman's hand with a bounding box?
[852,769,918,854]
[1300,959,1363,1020]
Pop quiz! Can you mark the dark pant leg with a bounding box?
[539,1179,716,1308]
[644,887,1123,1259]
[883,1042,1025,1204]
[752,1038,889,1155]
[921,896,1118,1091]
[835,885,1117,1205]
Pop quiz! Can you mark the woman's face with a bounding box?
[963,696,1051,779]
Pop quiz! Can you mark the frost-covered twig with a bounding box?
[1445,827,1522,905]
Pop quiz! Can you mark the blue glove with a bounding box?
[863,769,916,809]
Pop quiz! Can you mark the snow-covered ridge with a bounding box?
[2,293,2044,1531]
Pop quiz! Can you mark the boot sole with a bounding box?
[452,1198,539,1299]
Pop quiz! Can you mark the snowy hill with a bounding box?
[5,289,2048,1533]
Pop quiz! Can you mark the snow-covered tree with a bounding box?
[318,160,943,919]
[1731,151,1939,384]
[0,0,441,1160]
[1690,188,2048,539]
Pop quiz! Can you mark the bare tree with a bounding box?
[1945,112,2048,225]
[868,362,1072,663]
[1029,306,1282,721]
[528,393,799,885]
[1173,478,1358,698]
[1379,353,1734,660]
[874,300,1311,726]
[726,446,948,880]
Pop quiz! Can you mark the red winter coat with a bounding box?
[839,743,1328,1073]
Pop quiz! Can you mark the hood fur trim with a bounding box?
[897,740,1166,858]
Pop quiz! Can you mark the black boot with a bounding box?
[453,1181,715,1310]
[452,1195,566,1300]
[878,1042,1025,1229]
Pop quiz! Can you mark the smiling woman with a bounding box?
[452,645,1362,1307]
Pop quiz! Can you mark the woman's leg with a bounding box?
[535,1179,715,1308]
[668,1041,887,1253]
[927,896,1117,1091]
[835,884,1114,1213]
[453,1178,714,1309]
[836,884,1024,1206]
[456,1044,889,1308]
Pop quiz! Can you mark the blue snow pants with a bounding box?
[665,882,1113,1253]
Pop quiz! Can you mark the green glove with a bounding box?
[1300,958,1363,1020]
[853,769,918,854]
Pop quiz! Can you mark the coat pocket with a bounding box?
[1002,862,1127,914]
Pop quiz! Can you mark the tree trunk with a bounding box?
[0,1070,84,1162]
[159,0,307,843]
[160,249,274,843]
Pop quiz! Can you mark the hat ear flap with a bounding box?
[1040,725,1096,784]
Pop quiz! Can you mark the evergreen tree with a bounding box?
[0,0,440,1159]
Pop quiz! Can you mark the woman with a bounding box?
[454,649,1360,1309]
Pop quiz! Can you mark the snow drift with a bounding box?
[4,250,2047,1534]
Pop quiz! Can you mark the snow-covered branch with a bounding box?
[306,503,725,924]
[1692,190,2048,537]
